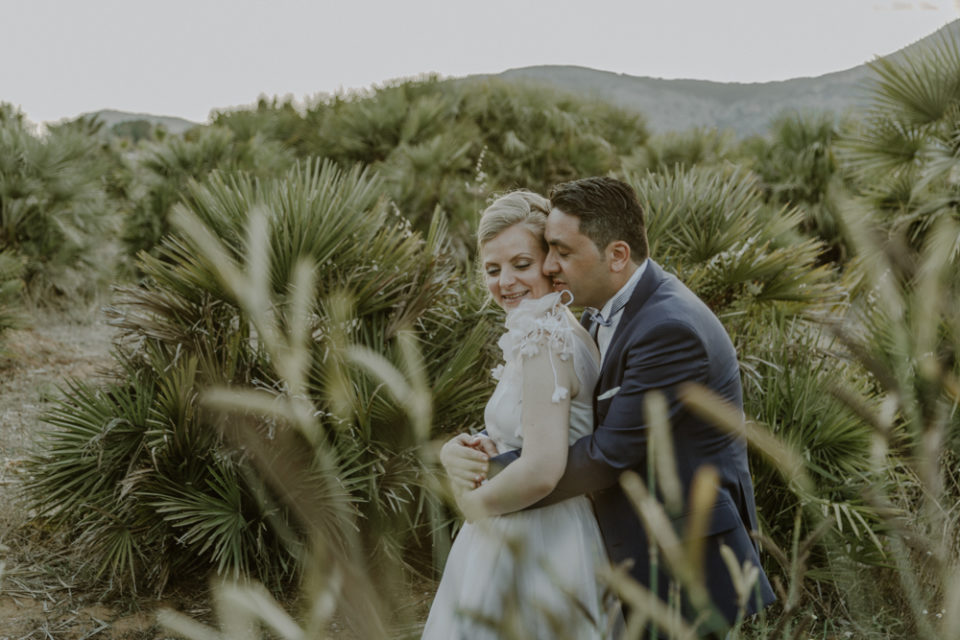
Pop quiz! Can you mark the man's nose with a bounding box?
[543,251,559,276]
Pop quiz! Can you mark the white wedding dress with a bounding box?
[422,292,617,639]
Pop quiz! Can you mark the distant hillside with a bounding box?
[81,19,959,140]
[85,109,199,135]
[494,65,873,137]
[488,19,960,136]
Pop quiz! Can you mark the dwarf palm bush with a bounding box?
[306,77,457,167]
[212,96,310,154]
[0,102,25,126]
[123,125,295,259]
[455,79,647,190]
[839,30,960,252]
[631,165,847,408]
[0,248,25,355]
[626,215,960,638]
[430,78,646,251]
[785,208,960,639]
[744,323,882,562]
[839,221,960,457]
[834,27,960,458]
[0,107,120,304]
[281,77,481,248]
[629,166,844,348]
[743,111,852,263]
[222,77,649,256]
[745,111,839,204]
[624,127,737,174]
[27,160,499,594]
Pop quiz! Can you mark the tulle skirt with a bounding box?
[422,496,620,640]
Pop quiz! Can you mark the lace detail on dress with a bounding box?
[494,291,575,403]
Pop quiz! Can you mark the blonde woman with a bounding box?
[422,191,616,639]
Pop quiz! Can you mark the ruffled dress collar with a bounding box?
[494,291,576,403]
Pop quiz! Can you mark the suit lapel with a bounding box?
[604,259,664,368]
[592,260,665,415]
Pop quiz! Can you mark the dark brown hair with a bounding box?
[549,177,649,262]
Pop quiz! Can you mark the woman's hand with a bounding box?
[440,433,498,491]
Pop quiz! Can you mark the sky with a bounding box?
[3,0,959,125]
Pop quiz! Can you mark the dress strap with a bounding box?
[496,292,575,404]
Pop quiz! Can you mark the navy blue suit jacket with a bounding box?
[493,260,775,625]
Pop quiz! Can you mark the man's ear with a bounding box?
[607,241,632,273]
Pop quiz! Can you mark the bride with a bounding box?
[422,191,618,639]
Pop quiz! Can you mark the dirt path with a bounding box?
[0,313,161,639]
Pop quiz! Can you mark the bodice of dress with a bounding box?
[484,292,599,453]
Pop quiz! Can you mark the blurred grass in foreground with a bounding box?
[156,182,960,639]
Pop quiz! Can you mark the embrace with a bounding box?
[422,177,776,639]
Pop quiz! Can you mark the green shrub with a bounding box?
[0,107,120,304]
[839,29,960,251]
[27,160,498,594]
[628,166,844,349]
[217,77,650,258]
[122,125,295,260]
[742,111,851,263]
[745,323,882,564]
[0,248,25,355]
[624,127,737,174]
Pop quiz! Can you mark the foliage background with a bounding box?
[2,29,959,640]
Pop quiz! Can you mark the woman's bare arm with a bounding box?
[456,346,578,521]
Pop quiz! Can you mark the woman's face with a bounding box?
[481,224,554,311]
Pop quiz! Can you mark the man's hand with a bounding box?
[440,433,497,492]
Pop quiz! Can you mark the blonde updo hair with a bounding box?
[477,190,551,253]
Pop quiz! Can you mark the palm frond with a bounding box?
[868,31,960,126]
[29,158,499,594]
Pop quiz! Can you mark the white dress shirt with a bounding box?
[597,259,647,363]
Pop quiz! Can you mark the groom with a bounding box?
[442,176,775,632]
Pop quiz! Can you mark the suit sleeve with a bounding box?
[491,320,709,506]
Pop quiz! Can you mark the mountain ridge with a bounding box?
[490,64,873,136]
[487,19,959,136]
[87,19,960,139]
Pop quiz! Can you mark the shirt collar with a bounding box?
[598,258,647,321]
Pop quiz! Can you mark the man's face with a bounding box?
[543,207,614,309]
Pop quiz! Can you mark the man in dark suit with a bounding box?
[442,177,775,634]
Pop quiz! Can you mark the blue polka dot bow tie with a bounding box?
[581,287,631,330]
[583,307,614,328]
